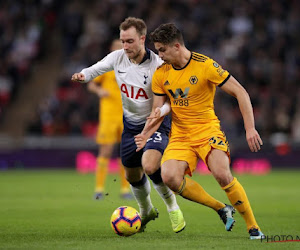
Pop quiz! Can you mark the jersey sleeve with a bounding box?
[81,50,119,82]
[206,59,230,86]
[152,69,166,95]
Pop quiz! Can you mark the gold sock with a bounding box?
[118,159,130,193]
[177,177,225,211]
[95,157,109,192]
[222,177,260,231]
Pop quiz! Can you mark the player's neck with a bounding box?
[172,49,191,69]
[131,48,146,64]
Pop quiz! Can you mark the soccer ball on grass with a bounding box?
[110,206,141,236]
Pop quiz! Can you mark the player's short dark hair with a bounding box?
[119,17,147,36]
[150,23,184,45]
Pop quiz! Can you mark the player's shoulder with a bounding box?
[111,49,124,56]
[156,62,171,72]
[149,50,162,64]
[97,49,124,65]
[106,49,126,61]
[148,50,171,73]
[191,52,211,63]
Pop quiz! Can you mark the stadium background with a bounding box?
[0,0,299,170]
[0,1,300,249]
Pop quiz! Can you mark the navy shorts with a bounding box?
[120,116,170,168]
[120,130,169,168]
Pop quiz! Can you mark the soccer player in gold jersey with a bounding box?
[135,23,265,240]
[88,39,132,200]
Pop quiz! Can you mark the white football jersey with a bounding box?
[81,49,163,125]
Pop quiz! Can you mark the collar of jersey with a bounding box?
[172,51,192,70]
[127,47,150,65]
[139,47,151,64]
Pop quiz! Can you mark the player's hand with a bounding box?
[134,133,148,152]
[146,107,161,127]
[246,128,263,152]
[97,89,110,98]
[71,73,85,82]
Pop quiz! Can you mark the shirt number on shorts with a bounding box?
[147,132,162,143]
[209,136,225,146]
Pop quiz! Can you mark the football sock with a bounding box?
[118,159,130,193]
[95,157,109,192]
[222,177,260,231]
[148,168,163,183]
[152,182,179,212]
[177,177,225,211]
[130,174,153,217]
[148,168,179,212]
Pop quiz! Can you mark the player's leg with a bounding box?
[95,119,117,199]
[162,160,235,231]
[121,130,158,231]
[161,140,227,211]
[118,158,132,199]
[142,149,185,233]
[124,165,153,216]
[207,148,264,239]
[161,159,226,212]
[162,142,235,232]
[94,143,114,199]
[116,122,132,199]
[124,165,158,231]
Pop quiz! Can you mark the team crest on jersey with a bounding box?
[189,76,198,85]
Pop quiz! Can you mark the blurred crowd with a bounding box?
[0,0,57,121]
[4,0,300,143]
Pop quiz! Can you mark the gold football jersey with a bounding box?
[152,52,230,141]
[93,71,123,121]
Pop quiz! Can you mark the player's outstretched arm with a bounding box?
[87,81,109,98]
[135,95,169,152]
[219,76,263,152]
[72,51,116,84]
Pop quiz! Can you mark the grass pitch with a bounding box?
[0,169,299,249]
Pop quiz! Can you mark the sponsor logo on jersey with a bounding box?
[120,83,149,100]
[164,80,170,86]
[217,68,226,76]
[168,87,190,99]
[118,70,126,73]
[213,62,219,68]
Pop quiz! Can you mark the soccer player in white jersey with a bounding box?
[71,17,185,233]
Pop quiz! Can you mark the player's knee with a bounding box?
[99,145,113,158]
[99,152,111,158]
[161,172,179,191]
[143,162,159,176]
[213,171,233,187]
[124,167,144,183]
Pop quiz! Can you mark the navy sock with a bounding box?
[148,168,163,184]
[130,174,147,187]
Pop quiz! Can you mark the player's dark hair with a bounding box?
[119,17,147,36]
[150,23,184,45]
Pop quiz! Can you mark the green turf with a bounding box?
[0,170,299,249]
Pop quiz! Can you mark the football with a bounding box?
[110,206,141,236]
